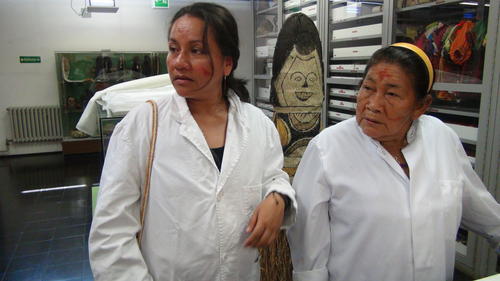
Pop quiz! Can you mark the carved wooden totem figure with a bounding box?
[271,13,324,177]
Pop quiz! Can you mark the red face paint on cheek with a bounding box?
[378,68,391,80]
[198,66,211,77]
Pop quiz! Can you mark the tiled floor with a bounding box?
[0,152,101,281]
[0,152,475,281]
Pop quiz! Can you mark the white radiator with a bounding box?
[7,106,63,143]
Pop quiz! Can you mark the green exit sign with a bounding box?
[20,56,41,63]
[153,0,168,8]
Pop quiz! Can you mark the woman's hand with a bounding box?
[244,192,285,248]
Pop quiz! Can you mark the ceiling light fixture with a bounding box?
[86,0,119,13]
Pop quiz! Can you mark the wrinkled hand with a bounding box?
[244,192,285,248]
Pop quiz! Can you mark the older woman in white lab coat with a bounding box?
[287,43,500,281]
[89,3,296,281]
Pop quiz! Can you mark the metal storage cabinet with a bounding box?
[389,1,499,277]
[252,0,500,278]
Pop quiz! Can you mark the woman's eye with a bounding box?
[387,92,399,97]
[168,46,178,53]
[362,85,372,91]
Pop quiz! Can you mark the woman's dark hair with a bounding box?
[270,13,323,105]
[361,45,435,101]
[169,2,249,102]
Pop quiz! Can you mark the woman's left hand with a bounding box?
[244,192,285,248]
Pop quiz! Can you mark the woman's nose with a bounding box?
[366,92,384,112]
[173,51,190,70]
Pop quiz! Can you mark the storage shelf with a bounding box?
[432,83,483,93]
[428,107,480,118]
[256,32,278,39]
[328,111,354,121]
[445,123,478,145]
[332,34,382,43]
[256,96,271,103]
[396,0,463,13]
[331,55,372,61]
[329,69,365,74]
[331,12,383,24]
[254,74,272,80]
[257,5,278,15]
[284,0,316,11]
[327,77,362,85]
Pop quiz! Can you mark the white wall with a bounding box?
[0,0,253,155]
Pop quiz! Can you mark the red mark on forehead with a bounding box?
[378,68,391,80]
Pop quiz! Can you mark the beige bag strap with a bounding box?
[137,99,159,247]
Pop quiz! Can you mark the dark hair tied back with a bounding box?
[169,2,249,102]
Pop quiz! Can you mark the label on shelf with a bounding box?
[330,100,356,110]
[333,45,381,59]
[330,88,358,97]
[258,87,271,99]
[328,111,354,121]
[256,46,275,58]
[332,23,382,40]
[284,0,300,8]
[266,38,277,47]
[331,2,381,22]
[301,4,317,17]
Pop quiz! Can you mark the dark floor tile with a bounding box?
[3,268,42,281]
[42,261,82,280]
[1,258,10,272]
[82,260,94,281]
[0,243,17,260]
[14,241,50,257]
[47,248,85,266]
[59,206,89,219]
[54,225,86,239]
[0,233,21,244]
[50,236,84,251]
[63,189,91,201]
[20,229,54,243]
[7,253,47,272]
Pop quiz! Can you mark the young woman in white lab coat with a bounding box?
[89,3,296,281]
[287,43,500,281]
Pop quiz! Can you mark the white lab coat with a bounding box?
[89,90,296,281]
[287,116,500,281]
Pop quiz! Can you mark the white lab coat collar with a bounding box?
[355,118,420,182]
[171,90,249,193]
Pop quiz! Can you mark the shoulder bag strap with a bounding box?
[137,99,159,248]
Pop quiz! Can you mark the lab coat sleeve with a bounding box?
[261,117,297,229]
[88,121,153,281]
[287,138,331,281]
[457,134,500,250]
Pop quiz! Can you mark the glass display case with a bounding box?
[99,116,123,161]
[55,51,167,144]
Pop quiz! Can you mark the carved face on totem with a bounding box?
[275,47,324,107]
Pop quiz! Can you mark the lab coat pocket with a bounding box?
[439,180,463,238]
[243,184,263,218]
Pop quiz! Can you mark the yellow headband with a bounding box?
[391,42,434,93]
